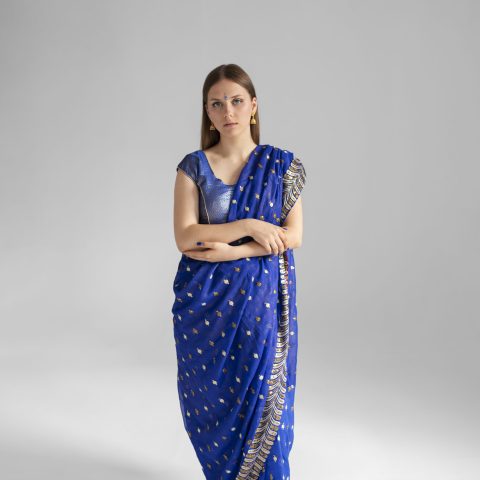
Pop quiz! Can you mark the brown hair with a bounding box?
[201,64,260,150]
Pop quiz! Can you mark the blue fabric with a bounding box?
[172,144,306,479]
[177,152,235,225]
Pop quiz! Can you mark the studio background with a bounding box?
[1,1,478,479]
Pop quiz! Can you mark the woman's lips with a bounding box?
[224,123,237,127]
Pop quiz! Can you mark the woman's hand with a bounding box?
[246,219,289,255]
[183,241,239,263]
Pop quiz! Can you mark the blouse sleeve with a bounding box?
[281,154,306,223]
[176,153,199,185]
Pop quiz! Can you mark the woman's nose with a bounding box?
[224,103,234,116]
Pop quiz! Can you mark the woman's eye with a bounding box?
[212,99,242,108]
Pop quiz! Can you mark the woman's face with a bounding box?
[205,79,257,136]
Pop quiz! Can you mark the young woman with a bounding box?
[171,64,306,479]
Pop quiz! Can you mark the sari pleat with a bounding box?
[172,144,306,479]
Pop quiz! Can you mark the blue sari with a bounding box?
[172,144,306,479]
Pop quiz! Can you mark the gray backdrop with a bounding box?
[1,1,478,479]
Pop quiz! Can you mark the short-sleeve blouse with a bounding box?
[176,151,237,225]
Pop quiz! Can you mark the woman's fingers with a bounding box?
[196,241,216,249]
[275,236,285,255]
[270,237,279,255]
[274,230,287,253]
[271,244,279,255]
[260,240,271,253]
[253,224,291,255]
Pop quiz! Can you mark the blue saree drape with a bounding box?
[172,144,306,479]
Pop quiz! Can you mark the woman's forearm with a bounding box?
[233,240,278,259]
[179,219,253,252]
[232,229,299,259]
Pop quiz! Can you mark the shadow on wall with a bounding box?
[0,439,186,480]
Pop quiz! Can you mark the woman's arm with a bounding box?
[231,239,275,259]
[174,169,303,254]
[231,196,304,259]
[174,170,253,252]
[181,221,253,252]
[281,196,303,248]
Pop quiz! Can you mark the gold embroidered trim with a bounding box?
[281,157,306,222]
[235,252,290,479]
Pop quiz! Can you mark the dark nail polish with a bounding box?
[196,241,203,246]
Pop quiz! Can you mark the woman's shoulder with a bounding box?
[176,151,202,184]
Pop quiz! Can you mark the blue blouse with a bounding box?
[176,150,234,224]
[176,150,253,245]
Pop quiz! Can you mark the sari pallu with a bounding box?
[172,144,306,479]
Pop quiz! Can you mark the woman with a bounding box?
[171,64,306,480]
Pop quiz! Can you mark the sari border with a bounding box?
[235,154,305,479]
[280,156,307,222]
[235,251,290,479]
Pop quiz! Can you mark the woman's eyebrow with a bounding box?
[210,94,243,101]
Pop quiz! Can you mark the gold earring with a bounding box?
[250,113,257,125]
[209,122,216,131]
